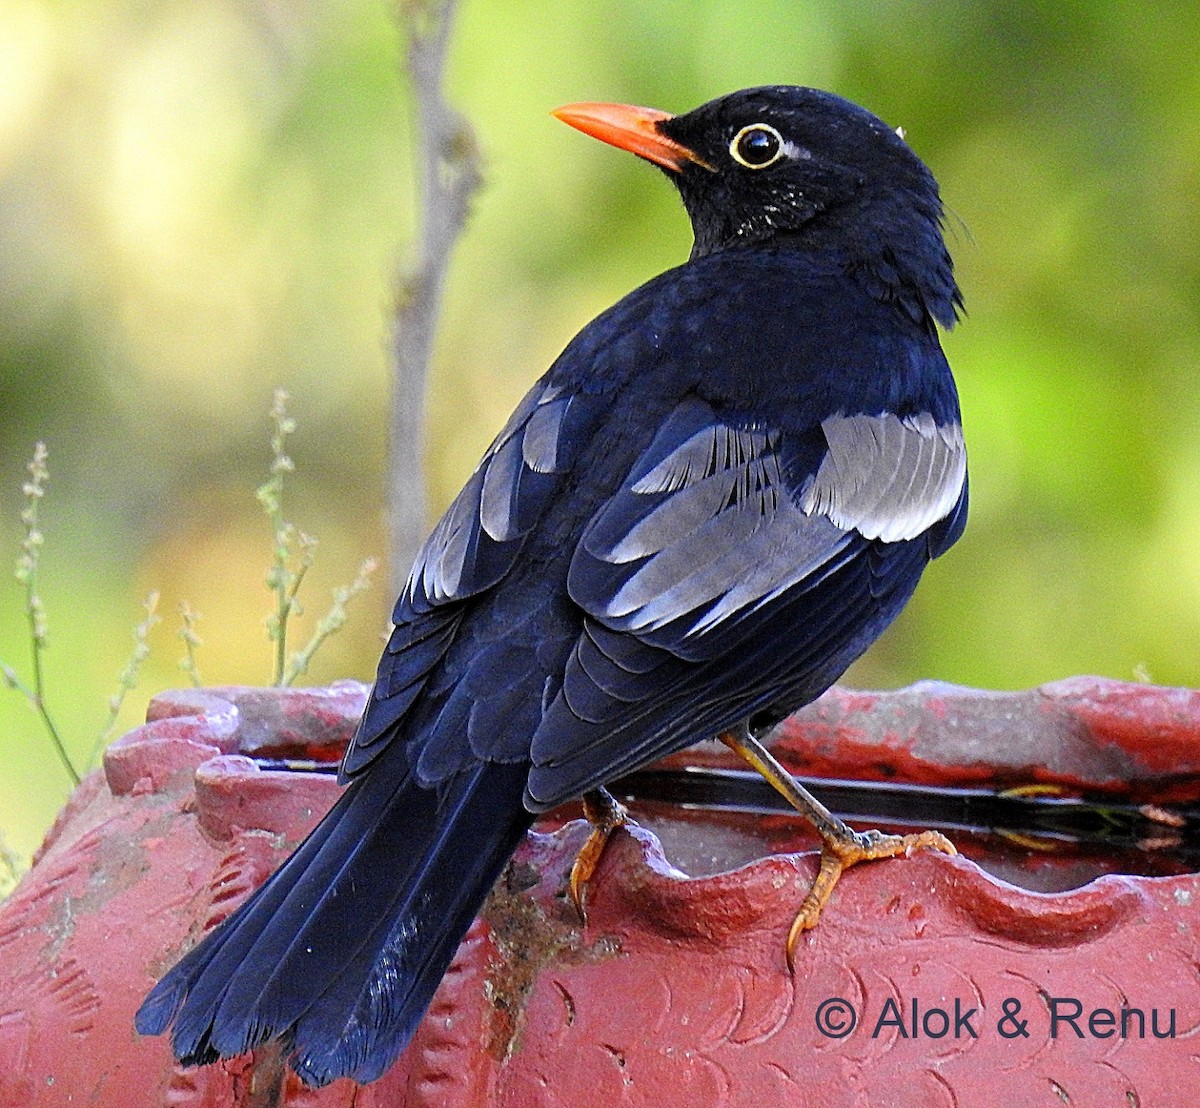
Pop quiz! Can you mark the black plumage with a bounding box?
[137,85,968,1086]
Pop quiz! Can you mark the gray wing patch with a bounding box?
[522,392,571,473]
[407,382,574,606]
[801,412,966,543]
[580,423,852,637]
[415,479,480,602]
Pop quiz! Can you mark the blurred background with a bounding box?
[2,0,1199,870]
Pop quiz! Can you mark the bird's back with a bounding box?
[353,244,964,802]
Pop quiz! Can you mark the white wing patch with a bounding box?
[801,412,966,542]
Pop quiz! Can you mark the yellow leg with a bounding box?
[719,725,955,970]
[568,787,628,922]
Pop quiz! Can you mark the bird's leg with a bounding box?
[719,724,955,970]
[568,787,628,922]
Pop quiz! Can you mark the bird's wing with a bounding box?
[343,378,596,779]
[405,380,588,612]
[526,395,966,808]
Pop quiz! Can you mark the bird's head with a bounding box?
[555,86,960,326]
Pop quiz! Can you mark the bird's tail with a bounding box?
[136,749,533,1086]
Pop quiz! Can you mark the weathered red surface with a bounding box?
[2,678,1199,1105]
[665,678,1200,802]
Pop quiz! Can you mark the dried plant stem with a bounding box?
[388,0,483,593]
[88,591,161,769]
[257,389,307,685]
[3,443,79,785]
[2,663,76,786]
[0,831,21,899]
[178,602,204,688]
[256,390,376,685]
[282,558,380,686]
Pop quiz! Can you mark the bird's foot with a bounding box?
[718,724,955,969]
[785,826,954,970]
[569,787,628,923]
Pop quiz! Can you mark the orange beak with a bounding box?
[552,101,712,172]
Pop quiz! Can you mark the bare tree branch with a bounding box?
[388,0,483,595]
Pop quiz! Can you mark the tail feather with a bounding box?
[292,768,532,1083]
[145,744,418,1061]
[133,801,365,1058]
[205,755,436,1050]
[136,748,532,1086]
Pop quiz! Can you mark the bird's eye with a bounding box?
[729,124,785,169]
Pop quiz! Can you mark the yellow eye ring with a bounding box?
[729,123,785,169]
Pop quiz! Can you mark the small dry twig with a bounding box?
[388,0,484,594]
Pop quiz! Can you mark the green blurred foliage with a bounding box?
[2,0,1199,865]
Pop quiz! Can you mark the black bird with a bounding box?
[137,85,968,1086]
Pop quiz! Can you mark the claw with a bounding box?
[568,788,628,922]
[718,725,956,971]
[784,828,955,971]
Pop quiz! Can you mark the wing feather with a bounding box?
[343,378,596,779]
[804,411,966,542]
[529,397,967,807]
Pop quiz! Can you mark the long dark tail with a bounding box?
[136,748,533,1086]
